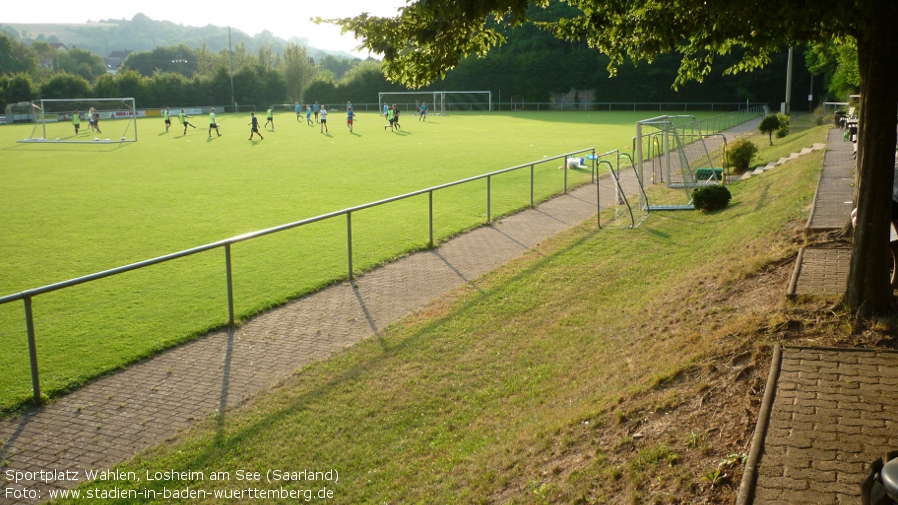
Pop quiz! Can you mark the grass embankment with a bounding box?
[2,111,697,412]
[53,125,830,503]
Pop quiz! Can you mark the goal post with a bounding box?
[378,90,492,116]
[18,98,139,144]
[635,115,728,211]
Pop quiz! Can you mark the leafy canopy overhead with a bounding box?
[330,0,862,88]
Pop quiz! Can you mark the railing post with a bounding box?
[225,244,235,327]
[596,162,602,229]
[347,212,353,280]
[486,176,492,224]
[428,191,434,247]
[591,149,596,183]
[24,296,41,403]
[530,164,535,208]
[564,161,569,193]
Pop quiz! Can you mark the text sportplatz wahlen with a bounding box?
[4,467,340,484]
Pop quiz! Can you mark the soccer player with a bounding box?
[419,102,427,121]
[248,111,264,140]
[91,108,102,134]
[320,105,329,134]
[306,105,313,126]
[393,105,401,130]
[383,102,389,119]
[163,106,172,132]
[179,109,196,135]
[72,110,81,135]
[264,106,274,130]
[346,106,355,133]
[295,101,302,121]
[313,101,320,123]
[209,108,221,137]
[384,105,394,131]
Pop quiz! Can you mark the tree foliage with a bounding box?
[758,115,780,145]
[334,0,898,316]
[38,72,90,99]
[806,39,859,99]
[56,48,107,82]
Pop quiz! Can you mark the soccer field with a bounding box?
[0,110,716,411]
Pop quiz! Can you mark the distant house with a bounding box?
[104,50,132,74]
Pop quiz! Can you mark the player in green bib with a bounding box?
[209,108,221,137]
[72,110,81,135]
[264,106,274,130]
[163,106,172,132]
[179,109,196,135]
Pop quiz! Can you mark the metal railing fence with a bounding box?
[0,147,597,403]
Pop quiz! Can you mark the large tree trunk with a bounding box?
[842,0,898,316]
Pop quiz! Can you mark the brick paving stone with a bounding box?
[751,347,898,504]
[805,129,855,233]
[790,245,851,295]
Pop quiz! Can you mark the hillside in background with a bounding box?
[0,14,357,62]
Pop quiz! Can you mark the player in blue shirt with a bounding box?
[248,111,264,140]
[346,106,356,133]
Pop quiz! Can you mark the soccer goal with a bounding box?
[378,90,492,116]
[18,98,139,144]
[634,115,728,211]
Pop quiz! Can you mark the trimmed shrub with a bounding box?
[759,114,780,145]
[775,113,790,138]
[728,139,759,173]
[692,185,732,212]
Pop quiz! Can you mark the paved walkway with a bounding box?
[787,128,855,296]
[747,346,898,505]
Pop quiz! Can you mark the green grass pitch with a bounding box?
[0,110,715,411]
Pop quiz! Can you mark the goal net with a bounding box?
[635,115,728,210]
[18,98,139,144]
[595,150,650,229]
[378,90,492,117]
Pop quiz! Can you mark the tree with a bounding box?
[116,69,152,107]
[283,43,316,103]
[39,72,90,99]
[758,115,780,145]
[56,48,108,82]
[93,74,120,98]
[806,40,860,99]
[0,33,38,76]
[334,0,898,316]
[4,73,35,104]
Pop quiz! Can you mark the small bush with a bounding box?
[775,113,790,138]
[728,139,759,173]
[692,185,732,212]
[759,115,780,145]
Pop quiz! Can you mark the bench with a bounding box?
[694,168,723,181]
